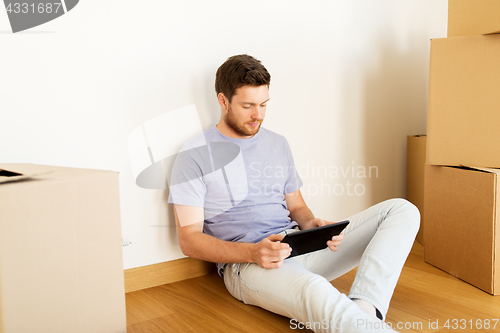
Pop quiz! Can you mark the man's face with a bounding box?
[223,85,269,138]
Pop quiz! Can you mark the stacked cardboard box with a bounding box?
[423,0,500,295]
[0,164,127,332]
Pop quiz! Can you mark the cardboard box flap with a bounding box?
[0,164,54,184]
[461,165,500,176]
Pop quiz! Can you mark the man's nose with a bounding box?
[251,106,264,119]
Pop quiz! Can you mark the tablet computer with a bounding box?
[281,220,350,258]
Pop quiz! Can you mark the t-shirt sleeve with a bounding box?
[167,144,209,207]
[283,138,303,194]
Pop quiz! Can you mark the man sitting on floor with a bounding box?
[168,54,419,333]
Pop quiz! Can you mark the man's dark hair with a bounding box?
[215,54,271,102]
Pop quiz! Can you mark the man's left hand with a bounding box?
[310,218,345,252]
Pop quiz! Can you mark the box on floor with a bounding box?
[424,164,500,295]
[406,135,426,245]
[0,163,126,333]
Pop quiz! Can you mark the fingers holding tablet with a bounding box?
[327,232,345,252]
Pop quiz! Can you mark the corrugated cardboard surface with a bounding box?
[406,135,426,245]
[448,0,500,37]
[424,165,498,294]
[427,34,500,168]
[0,164,126,333]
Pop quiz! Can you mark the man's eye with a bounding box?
[261,104,267,107]
[243,105,251,109]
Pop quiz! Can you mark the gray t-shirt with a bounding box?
[168,125,303,273]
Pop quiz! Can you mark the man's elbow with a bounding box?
[177,233,196,258]
[177,237,190,257]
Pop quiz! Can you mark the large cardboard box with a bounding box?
[0,164,126,333]
[427,33,500,168]
[406,135,426,245]
[448,0,500,37]
[424,164,500,295]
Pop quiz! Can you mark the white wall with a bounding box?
[0,0,448,269]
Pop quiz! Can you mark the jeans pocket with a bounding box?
[223,263,242,301]
[236,263,261,305]
[224,263,261,305]
[238,263,259,290]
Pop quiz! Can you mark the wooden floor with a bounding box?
[126,242,500,332]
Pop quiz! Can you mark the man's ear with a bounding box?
[217,93,229,112]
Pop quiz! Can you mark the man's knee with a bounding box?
[390,198,420,233]
[396,198,420,228]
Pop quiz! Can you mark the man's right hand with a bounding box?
[175,204,294,268]
[252,234,292,269]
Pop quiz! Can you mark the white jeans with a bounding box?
[223,198,420,333]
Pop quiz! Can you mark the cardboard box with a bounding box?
[0,164,126,333]
[424,164,500,295]
[427,33,500,168]
[406,135,426,245]
[448,0,500,37]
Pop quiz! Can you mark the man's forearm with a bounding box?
[180,231,256,264]
[289,206,316,230]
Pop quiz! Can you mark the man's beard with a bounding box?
[224,104,262,137]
